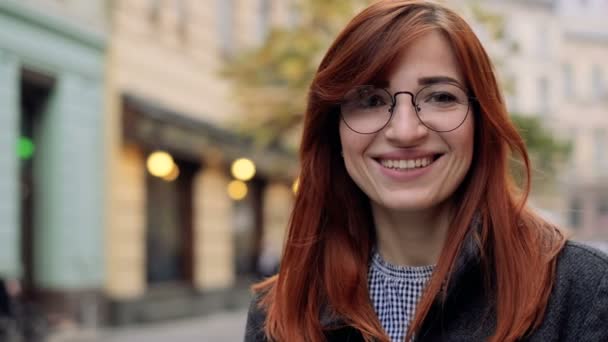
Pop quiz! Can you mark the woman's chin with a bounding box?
[372,195,443,213]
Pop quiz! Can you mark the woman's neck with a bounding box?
[371,203,451,266]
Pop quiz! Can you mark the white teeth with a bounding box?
[380,157,434,170]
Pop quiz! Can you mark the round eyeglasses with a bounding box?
[339,83,473,134]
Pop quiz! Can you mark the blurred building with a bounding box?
[6,0,603,335]
[104,0,296,326]
[464,0,608,241]
[0,0,300,334]
[0,0,107,330]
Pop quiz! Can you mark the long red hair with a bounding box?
[254,1,565,341]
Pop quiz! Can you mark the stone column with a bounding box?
[33,73,104,289]
[105,145,146,299]
[193,167,235,290]
[0,50,20,278]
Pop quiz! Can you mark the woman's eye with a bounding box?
[429,92,457,103]
[363,95,386,107]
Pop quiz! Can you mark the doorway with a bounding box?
[19,69,54,298]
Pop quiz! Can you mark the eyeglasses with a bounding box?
[340,83,472,134]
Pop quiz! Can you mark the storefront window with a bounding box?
[146,158,198,285]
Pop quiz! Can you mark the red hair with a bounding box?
[254,1,565,341]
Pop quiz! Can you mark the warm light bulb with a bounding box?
[147,151,175,178]
[227,180,248,200]
[231,158,256,181]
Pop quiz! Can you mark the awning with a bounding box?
[122,93,298,181]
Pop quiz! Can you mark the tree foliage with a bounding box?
[510,114,572,184]
[222,0,369,150]
[222,0,572,177]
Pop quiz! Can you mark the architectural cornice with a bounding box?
[0,0,106,51]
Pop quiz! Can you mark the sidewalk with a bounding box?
[50,309,248,342]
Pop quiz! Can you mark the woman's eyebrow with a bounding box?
[418,76,461,86]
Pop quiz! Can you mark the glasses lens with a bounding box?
[340,86,392,134]
[415,83,470,132]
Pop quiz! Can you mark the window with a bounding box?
[592,64,604,100]
[148,0,188,40]
[176,0,188,39]
[569,197,582,228]
[538,76,549,115]
[537,24,549,58]
[562,63,574,98]
[217,0,235,53]
[258,0,272,43]
[287,0,300,28]
[593,128,606,171]
[148,0,162,23]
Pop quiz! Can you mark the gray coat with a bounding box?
[244,241,608,341]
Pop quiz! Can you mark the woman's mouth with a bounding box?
[377,154,443,171]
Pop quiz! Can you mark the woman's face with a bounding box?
[339,31,474,213]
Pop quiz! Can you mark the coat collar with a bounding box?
[441,219,483,299]
[320,216,483,329]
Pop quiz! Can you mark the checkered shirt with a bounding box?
[368,250,435,342]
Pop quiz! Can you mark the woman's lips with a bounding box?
[374,154,444,181]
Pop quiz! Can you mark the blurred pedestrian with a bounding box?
[0,278,21,341]
[244,1,608,341]
[0,280,11,319]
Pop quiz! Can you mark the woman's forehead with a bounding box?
[386,32,464,87]
[357,32,465,89]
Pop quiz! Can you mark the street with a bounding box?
[50,309,249,342]
[100,309,248,342]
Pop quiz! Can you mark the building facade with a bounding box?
[0,0,300,333]
[0,0,107,330]
[461,0,608,240]
[104,0,297,325]
[554,0,608,240]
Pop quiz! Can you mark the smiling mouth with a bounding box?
[377,154,443,171]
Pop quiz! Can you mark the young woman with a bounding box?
[244,1,608,341]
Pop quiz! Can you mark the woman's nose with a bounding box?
[383,95,429,144]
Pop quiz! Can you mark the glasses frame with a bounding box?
[340,83,475,134]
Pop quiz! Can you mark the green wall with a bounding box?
[0,51,20,278]
[0,1,106,289]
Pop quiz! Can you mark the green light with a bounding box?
[18,137,35,160]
